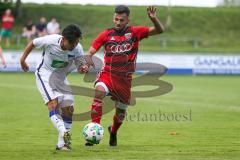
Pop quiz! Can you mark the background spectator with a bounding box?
[22,19,36,43]
[36,17,47,37]
[0,9,15,47]
[47,17,60,35]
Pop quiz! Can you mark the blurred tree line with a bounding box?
[223,0,240,6]
[0,0,22,18]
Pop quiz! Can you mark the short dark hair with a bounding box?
[62,24,82,42]
[115,5,130,16]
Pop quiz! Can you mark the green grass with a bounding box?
[0,73,240,159]
[1,4,240,53]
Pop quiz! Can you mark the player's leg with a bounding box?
[57,105,73,149]
[61,106,74,131]
[57,79,75,132]
[48,99,75,151]
[48,99,65,134]
[5,30,11,47]
[85,82,108,146]
[109,101,127,146]
[54,84,74,150]
[36,73,67,138]
[35,72,69,150]
[47,99,67,142]
[5,37,9,47]
[112,102,127,133]
[91,82,109,124]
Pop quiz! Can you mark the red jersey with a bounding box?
[92,26,149,74]
[1,15,14,29]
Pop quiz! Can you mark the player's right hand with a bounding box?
[20,59,29,72]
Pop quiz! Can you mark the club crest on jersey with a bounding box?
[110,37,115,41]
[125,33,132,40]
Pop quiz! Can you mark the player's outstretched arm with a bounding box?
[20,41,35,72]
[74,56,89,73]
[147,6,165,36]
[85,46,97,69]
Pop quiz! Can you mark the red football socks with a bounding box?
[91,98,103,124]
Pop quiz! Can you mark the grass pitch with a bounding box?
[0,73,239,160]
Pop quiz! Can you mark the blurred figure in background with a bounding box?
[0,9,15,47]
[36,17,47,37]
[47,17,60,35]
[22,19,36,43]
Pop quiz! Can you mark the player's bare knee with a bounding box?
[61,106,73,124]
[69,106,74,113]
[115,101,128,111]
[47,99,58,111]
[95,85,106,99]
[61,106,74,117]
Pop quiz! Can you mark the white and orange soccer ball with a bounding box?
[82,122,104,144]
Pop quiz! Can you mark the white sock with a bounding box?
[49,110,66,137]
[57,132,65,148]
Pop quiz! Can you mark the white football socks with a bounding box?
[57,132,65,148]
[50,114,66,135]
[49,110,66,147]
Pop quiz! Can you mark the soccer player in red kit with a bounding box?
[85,5,164,146]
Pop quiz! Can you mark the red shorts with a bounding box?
[95,70,132,105]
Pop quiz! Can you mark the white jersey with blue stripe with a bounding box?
[33,34,84,73]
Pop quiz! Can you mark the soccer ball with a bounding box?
[82,122,104,144]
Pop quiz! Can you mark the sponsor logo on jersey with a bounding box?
[110,43,132,53]
[51,60,69,68]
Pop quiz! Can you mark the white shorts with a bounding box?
[35,69,74,107]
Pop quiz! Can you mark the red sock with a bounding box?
[111,113,125,134]
[91,98,103,124]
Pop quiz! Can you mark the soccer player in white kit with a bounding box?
[20,24,88,151]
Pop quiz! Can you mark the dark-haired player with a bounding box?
[85,6,164,146]
[20,24,88,151]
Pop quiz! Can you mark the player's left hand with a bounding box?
[147,6,157,19]
[78,64,89,73]
[85,54,95,69]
